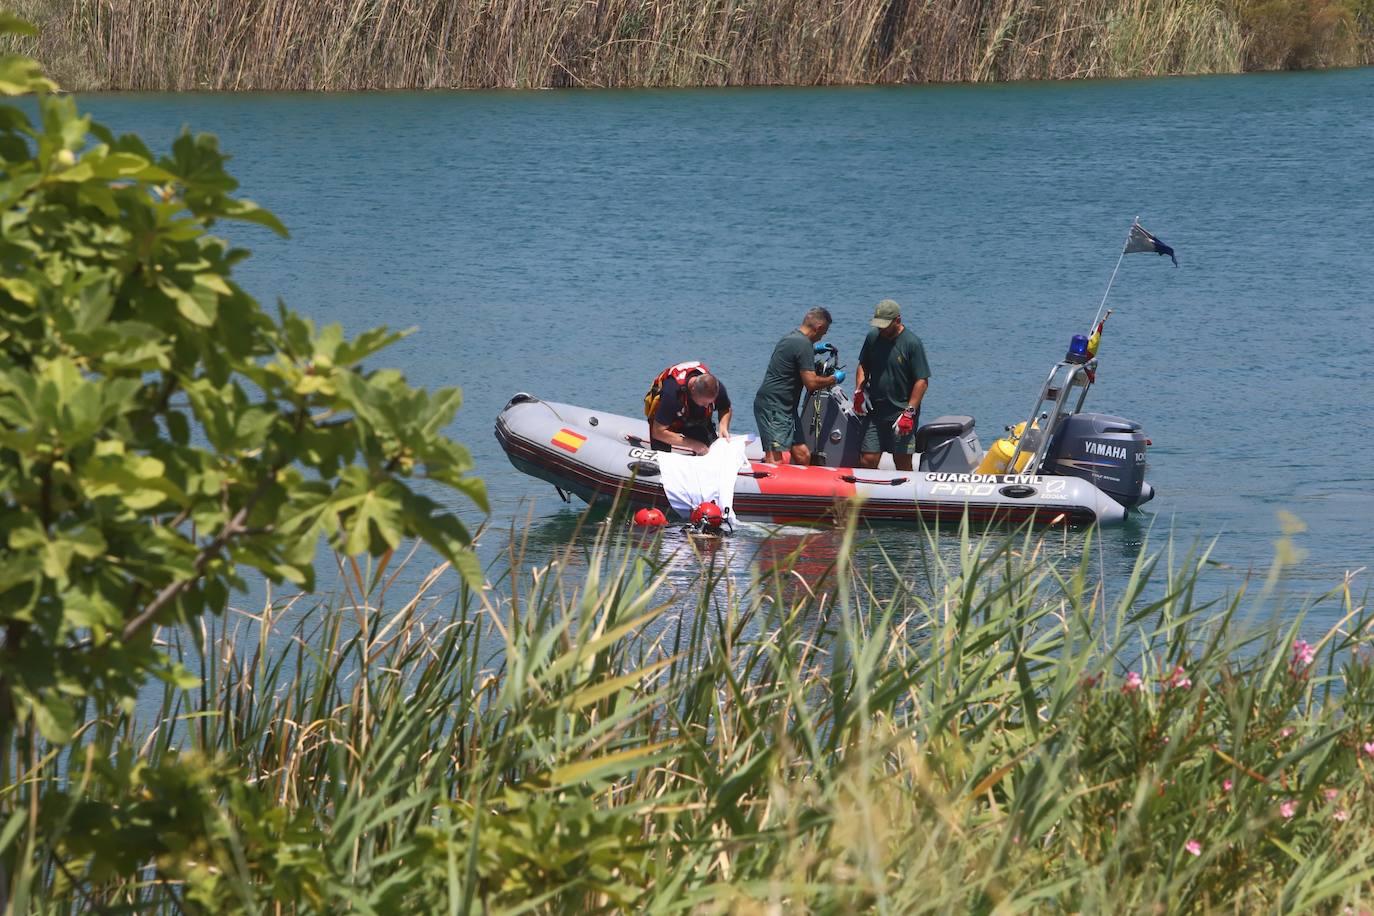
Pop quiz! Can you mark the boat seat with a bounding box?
[914,415,974,452]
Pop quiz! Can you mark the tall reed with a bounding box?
[10,0,1368,92]
[5,510,1372,911]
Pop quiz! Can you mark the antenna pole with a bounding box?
[1090,216,1138,331]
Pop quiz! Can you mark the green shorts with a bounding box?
[753,404,802,453]
[861,409,918,456]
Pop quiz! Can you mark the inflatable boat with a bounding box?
[495,342,1155,527]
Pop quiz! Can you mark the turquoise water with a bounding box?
[79,69,1374,625]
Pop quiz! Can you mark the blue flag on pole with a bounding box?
[1124,221,1177,266]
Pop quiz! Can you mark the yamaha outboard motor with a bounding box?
[1043,413,1152,507]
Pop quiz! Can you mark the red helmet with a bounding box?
[633,507,667,527]
[690,501,723,528]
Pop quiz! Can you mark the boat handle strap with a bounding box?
[840,475,910,486]
[625,433,696,455]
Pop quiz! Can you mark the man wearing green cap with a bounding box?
[853,299,930,471]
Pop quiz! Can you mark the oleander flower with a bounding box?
[1122,671,1144,695]
[1334,808,1350,822]
[1223,778,1234,792]
[1364,741,1374,758]
[1279,799,1297,819]
[1166,665,1192,690]
[1184,839,1202,856]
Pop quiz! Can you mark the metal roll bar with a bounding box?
[1006,358,1097,474]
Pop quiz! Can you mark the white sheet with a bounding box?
[656,436,750,521]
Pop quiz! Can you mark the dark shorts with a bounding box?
[651,423,715,452]
[753,404,802,453]
[860,409,918,456]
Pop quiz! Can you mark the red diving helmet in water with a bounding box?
[690,501,724,529]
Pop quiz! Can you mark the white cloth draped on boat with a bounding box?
[655,436,750,521]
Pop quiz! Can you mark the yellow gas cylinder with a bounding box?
[975,422,1034,475]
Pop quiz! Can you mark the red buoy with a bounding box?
[633,507,667,527]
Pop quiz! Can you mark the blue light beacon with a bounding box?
[1065,334,1091,364]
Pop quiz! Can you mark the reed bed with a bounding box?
[4,513,1372,911]
[7,0,1370,92]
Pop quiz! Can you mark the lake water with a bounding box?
[78,69,1374,631]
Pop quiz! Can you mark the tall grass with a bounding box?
[9,0,1369,92]
[5,511,1372,910]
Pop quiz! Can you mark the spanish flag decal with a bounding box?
[551,428,587,453]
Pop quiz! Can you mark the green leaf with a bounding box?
[30,691,76,744]
[64,588,122,631]
[0,54,56,96]
[194,271,233,297]
[566,654,682,710]
[0,276,37,305]
[0,14,40,38]
[153,662,202,690]
[342,483,406,556]
[397,489,481,584]
[7,520,46,552]
[0,552,42,595]
[0,807,27,858]
[220,197,289,237]
[159,276,218,326]
[548,740,677,788]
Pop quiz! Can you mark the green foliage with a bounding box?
[0,8,485,871]
[13,513,1371,911]
[36,751,331,911]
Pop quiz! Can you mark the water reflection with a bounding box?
[236,498,1309,685]
[482,503,1181,640]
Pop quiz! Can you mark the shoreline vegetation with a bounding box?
[6,0,1374,92]
[15,517,1374,910]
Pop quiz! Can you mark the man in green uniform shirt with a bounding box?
[853,299,930,472]
[752,307,844,464]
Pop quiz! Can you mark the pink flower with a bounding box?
[1122,671,1144,695]
[1280,727,1294,738]
[1166,665,1192,690]
[1334,808,1350,822]
[1363,741,1374,758]
[1324,788,1340,801]
[1291,639,1316,670]
[1222,778,1234,792]
[1279,799,1297,819]
[1184,839,1202,856]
